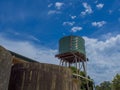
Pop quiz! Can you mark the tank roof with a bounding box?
[9,50,38,63]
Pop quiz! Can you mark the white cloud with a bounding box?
[84,34,120,84]
[81,2,93,16]
[70,15,76,19]
[96,3,104,9]
[28,35,40,42]
[92,21,106,27]
[5,30,20,36]
[55,2,64,10]
[0,34,58,64]
[100,33,113,40]
[48,3,53,8]
[71,26,82,32]
[48,2,64,15]
[63,21,75,26]
[48,10,61,15]
[1,33,120,84]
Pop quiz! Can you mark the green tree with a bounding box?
[95,81,111,90]
[70,66,94,90]
[112,74,120,90]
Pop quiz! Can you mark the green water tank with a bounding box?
[59,35,86,56]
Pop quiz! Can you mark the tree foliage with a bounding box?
[112,74,120,90]
[95,81,111,90]
[70,67,120,90]
[95,73,120,90]
[70,66,94,90]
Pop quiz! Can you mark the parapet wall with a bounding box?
[0,46,12,90]
[0,45,80,90]
[8,63,79,90]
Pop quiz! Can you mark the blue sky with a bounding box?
[0,0,120,84]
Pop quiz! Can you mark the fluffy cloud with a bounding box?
[92,21,106,27]
[48,2,64,15]
[84,34,120,84]
[1,33,120,84]
[96,3,104,9]
[0,34,58,64]
[71,26,82,32]
[48,10,61,15]
[63,21,75,26]
[81,2,93,16]
[55,2,64,10]
[70,15,76,19]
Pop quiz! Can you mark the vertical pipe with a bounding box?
[82,61,89,90]
[65,61,67,67]
[79,62,80,71]
[62,61,64,66]
[78,62,80,74]
[59,59,62,66]
[68,63,70,67]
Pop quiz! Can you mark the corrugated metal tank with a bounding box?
[59,35,86,56]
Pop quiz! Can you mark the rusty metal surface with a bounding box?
[55,52,86,63]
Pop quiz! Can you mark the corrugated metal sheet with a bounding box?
[59,35,86,56]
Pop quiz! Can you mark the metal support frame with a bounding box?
[59,53,87,74]
[58,52,90,90]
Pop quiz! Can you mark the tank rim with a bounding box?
[59,35,84,41]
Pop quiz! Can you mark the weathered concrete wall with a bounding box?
[8,63,80,90]
[0,46,12,90]
[72,78,81,90]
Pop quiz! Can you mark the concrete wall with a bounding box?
[0,46,12,90]
[0,46,81,90]
[8,63,80,90]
